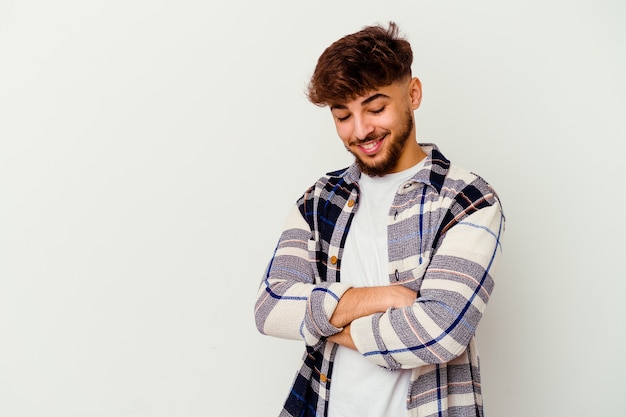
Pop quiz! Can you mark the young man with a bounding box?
[254,22,505,417]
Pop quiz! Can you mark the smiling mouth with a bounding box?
[361,141,379,150]
[356,134,386,155]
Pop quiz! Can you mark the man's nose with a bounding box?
[353,115,374,141]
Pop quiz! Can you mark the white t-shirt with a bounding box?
[328,160,425,417]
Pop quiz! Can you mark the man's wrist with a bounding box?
[330,286,388,328]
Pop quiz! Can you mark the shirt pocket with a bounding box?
[395,254,430,293]
[307,236,323,283]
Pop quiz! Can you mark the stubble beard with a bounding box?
[349,111,414,177]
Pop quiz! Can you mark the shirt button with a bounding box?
[347,199,355,207]
[330,256,338,265]
[320,374,328,383]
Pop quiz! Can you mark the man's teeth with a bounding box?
[362,140,379,150]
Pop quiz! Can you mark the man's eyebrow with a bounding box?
[330,103,347,111]
[360,93,390,106]
[330,93,390,111]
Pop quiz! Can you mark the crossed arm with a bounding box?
[328,286,417,349]
[254,205,420,348]
[256,199,503,369]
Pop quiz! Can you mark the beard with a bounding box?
[348,110,414,177]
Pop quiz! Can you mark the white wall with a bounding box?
[1,1,624,416]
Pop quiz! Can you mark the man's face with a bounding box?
[329,78,423,176]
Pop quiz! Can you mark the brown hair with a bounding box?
[307,21,413,106]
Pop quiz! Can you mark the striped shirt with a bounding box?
[255,144,505,417]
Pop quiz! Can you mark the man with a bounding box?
[254,22,505,417]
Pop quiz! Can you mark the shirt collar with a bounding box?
[327,143,450,194]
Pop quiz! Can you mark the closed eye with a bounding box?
[370,106,385,114]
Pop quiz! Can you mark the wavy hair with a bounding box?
[307,22,413,106]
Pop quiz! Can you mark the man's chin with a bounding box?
[355,158,392,177]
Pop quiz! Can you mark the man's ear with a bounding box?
[409,77,422,110]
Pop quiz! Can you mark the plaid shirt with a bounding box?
[255,144,505,417]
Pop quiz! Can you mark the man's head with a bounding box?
[307,22,413,106]
[308,22,425,176]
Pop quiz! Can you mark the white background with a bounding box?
[1,1,624,416]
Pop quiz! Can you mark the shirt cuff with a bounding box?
[303,282,352,346]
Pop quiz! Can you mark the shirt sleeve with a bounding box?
[254,204,352,350]
[349,200,505,370]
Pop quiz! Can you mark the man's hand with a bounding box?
[329,285,418,329]
[328,324,356,350]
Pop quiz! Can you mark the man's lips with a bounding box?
[356,134,386,156]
